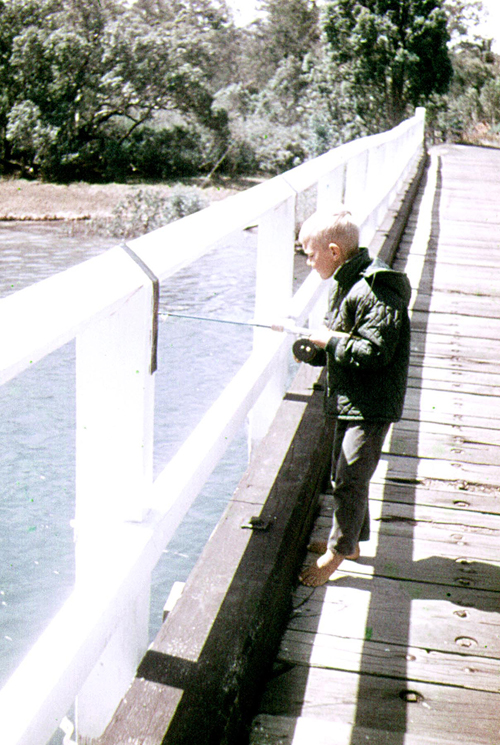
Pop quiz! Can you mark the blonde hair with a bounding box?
[299,207,360,260]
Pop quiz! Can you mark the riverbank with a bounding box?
[0,175,266,221]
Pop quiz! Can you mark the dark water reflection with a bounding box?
[0,221,258,687]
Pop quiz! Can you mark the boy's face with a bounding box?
[302,234,343,280]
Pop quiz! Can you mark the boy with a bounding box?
[297,208,411,586]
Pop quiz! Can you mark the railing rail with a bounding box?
[0,108,425,745]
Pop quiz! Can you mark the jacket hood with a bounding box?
[334,248,412,307]
[361,257,412,307]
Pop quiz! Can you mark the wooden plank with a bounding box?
[278,630,500,692]
[384,427,500,467]
[400,403,500,432]
[376,452,500,489]
[396,242,500,266]
[397,264,500,296]
[256,666,500,744]
[367,480,500,515]
[410,330,500,363]
[316,493,500,533]
[391,417,500,448]
[410,291,500,319]
[399,238,500,261]
[287,577,500,660]
[403,388,500,427]
[314,496,500,550]
[251,715,467,745]
[407,363,500,395]
[410,309,500,339]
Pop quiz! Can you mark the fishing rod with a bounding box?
[161,311,351,363]
[160,310,313,336]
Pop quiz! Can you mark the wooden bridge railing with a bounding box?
[0,108,425,745]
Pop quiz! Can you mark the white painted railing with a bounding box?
[0,108,425,745]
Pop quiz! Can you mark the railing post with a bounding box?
[344,146,369,214]
[317,162,346,210]
[74,266,155,739]
[249,185,296,452]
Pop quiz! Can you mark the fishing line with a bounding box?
[160,311,313,336]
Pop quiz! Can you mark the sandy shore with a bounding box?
[0,176,265,221]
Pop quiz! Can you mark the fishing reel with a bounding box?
[292,337,321,364]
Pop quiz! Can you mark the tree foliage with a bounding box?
[0,0,498,182]
[323,0,453,128]
[0,0,234,179]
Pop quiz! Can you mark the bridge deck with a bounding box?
[250,145,500,745]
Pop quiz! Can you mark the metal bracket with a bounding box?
[241,516,272,532]
[121,242,160,374]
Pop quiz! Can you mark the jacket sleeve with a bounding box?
[325,291,406,370]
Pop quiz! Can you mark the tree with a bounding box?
[480,77,500,128]
[0,0,236,179]
[257,0,320,66]
[323,0,453,128]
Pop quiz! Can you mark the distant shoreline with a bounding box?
[0,176,265,222]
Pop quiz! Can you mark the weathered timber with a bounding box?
[410,292,500,319]
[370,148,429,266]
[384,427,500,466]
[251,715,464,745]
[391,417,500,447]
[407,364,500,395]
[315,494,500,538]
[279,629,500,692]
[402,386,500,425]
[97,363,333,745]
[255,666,500,744]
[367,479,500,515]
[377,451,500,487]
[288,577,500,661]
[410,309,500,339]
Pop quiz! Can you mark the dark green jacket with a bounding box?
[310,248,411,422]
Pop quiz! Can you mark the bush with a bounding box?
[226,115,308,175]
[129,125,210,179]
[109,185,209,239]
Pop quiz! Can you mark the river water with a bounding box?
[0,220,268,691]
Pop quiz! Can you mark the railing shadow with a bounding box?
[345,154,442,743]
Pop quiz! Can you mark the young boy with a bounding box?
[297,208,411,586]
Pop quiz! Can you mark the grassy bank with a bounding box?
[0,176,265,222]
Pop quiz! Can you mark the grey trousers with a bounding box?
[327,420,390,557]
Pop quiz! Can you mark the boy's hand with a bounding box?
[308,327,334,349]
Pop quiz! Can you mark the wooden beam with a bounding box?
[97,365,333,745]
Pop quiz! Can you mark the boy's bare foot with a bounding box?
[299,549,346,587]
[307,540,360,561]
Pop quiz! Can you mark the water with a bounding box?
[0,221,260,690]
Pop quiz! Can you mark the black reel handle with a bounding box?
[293,337,320,364]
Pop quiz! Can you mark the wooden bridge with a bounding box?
[250,145,500,744]
[1,113,500,745]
